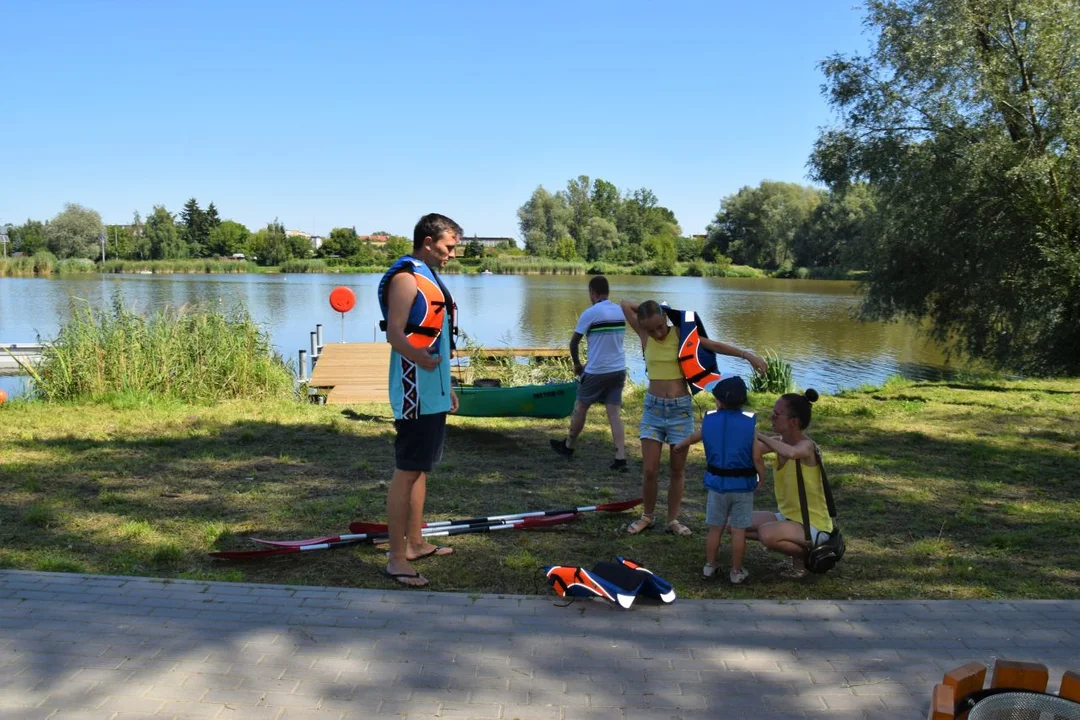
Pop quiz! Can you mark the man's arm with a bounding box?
[569,332,584,376]
[699,337,767,376]
[386,273,440,370]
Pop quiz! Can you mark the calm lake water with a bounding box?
[0,273,952,399]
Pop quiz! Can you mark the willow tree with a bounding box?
[812,0,1080,374]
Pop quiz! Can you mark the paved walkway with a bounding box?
[1,570,1077,720]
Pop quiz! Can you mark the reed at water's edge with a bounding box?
[31,297,295,404]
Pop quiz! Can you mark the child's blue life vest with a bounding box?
[702,408,758,493]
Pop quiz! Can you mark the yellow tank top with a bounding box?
[644,330,683,380]
[774,457,834,534]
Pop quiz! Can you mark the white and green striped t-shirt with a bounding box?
[574,299,627,374]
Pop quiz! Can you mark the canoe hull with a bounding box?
[454,381,577,418]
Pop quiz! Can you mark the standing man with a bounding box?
[550,275,628,471]
[377,213,461,587]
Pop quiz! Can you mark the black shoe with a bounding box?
[550,438,574,458]
[609,458,628,472]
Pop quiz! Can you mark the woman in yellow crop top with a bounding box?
[620,299,766,537]
[749,388,832,578]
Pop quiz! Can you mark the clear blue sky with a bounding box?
[0,1,871,241]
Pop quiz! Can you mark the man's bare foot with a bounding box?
[382,558,428,587]
[405,541,454,561]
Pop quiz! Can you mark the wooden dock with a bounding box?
[306,343,568,405]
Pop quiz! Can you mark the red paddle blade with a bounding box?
[594,497,643,512]
[519,513,577,528]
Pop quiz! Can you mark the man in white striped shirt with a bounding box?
[550,275,629,472]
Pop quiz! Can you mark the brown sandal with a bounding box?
[627,514,655,535]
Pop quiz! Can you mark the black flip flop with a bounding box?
[380,568,429,588]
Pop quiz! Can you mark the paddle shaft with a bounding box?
[348,497,641,534]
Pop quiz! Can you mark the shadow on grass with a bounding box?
[1,404,1078,599]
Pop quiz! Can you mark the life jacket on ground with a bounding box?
[702,409,758,493]
[659,304,721,394]
[543,557,675,609]
[377,256,457,352]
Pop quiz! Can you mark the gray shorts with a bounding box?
[576,370,626,406]
[706,490,754,529]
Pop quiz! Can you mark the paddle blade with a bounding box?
[593,497,643,513]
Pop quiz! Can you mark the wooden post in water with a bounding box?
[298,349,309,383]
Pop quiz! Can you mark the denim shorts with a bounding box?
[639,393,694,446]
[706,490,754,529]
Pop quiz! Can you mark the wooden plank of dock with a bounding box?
[309,343,391,404]
[307,343,568,405]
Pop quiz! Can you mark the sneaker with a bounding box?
[609,458,628,472]
[549,438,574,458]
[703,563,719,579]
[729,568,749,585]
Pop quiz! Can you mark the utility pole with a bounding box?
[99,232,106,262]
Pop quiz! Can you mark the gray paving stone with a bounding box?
[2,570,1077,720]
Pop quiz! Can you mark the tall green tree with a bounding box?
[130,211,150,260]
[11,220,48,255]
[581,217,619,260]
[706,182,823,269]
[205,202,221,230]
[383,236,410,260]
[794,184,878,269]
[180,198,209,257]
[591,179,620,223]
[517,187,571,257]
[45,203,105,259]
[146,205,185,260]
[560,175,595,258]
[247,220,290,266]
[319,227,362,258]
[812,0,1080,374]
[206,220,250,257]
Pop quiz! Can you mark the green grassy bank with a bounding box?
[1,377,1077,599]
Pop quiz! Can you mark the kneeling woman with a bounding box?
[620,299,765,536]
[749,389,832,577]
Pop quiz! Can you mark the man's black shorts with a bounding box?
[394,412,447,472]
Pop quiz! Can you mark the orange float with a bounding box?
[329,286,356,313]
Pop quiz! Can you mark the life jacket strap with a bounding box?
[707,465,757,477]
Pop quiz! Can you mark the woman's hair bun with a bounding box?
[803,388,819,403]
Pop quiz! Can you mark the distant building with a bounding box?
[464,235,515,249]
[359,234,389,245]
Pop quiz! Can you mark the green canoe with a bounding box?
[454,381,577,418]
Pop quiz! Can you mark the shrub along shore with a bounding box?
[0,254,863,280]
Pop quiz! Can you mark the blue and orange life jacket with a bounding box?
[702,408,758,493]
[543,557,676,609]
[660,305,722,394]
[377,256,457,352]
